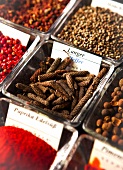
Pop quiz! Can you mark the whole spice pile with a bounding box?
[0,126,56,170]
[15,56,108,120]
[0,31,26,83]
[57,6,123,60]
[0,0,70,32]
[95,78,123,148]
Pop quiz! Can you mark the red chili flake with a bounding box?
[0,126,56,170]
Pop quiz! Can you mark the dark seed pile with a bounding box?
[57,6,123,60]
[95,78,123,148]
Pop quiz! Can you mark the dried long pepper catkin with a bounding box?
[56,57,72,70]
[34,82,48,93]
[46,93,56,102]
[97,67,107,79]
[66,74,74,90]
[57,79,74,97]
[16,83,33,93]
[38,73,57,81]
[63,70,89,77]
[52,101,70,111]
[30,68,44,83]
[52,97,65,105]
[79,86,85,101]
[15,56,108,121]
[46,58,61,73]
[30,84,47,99]
[27,93,49,106]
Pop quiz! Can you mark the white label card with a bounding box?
[0,23,30,46]
[5,103,64,150]
[91,0,123,16]
[89,139,123,170]
[51,41,102,76]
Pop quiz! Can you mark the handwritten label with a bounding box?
[5,103,64,150]
[91,0,123,16]
[0,22,30,46]
[51,41,102,76]
[89,139,123,170]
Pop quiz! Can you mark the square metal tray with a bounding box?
[51,0,123,67]
[83,66,123,151]
[2,40,114,127]
[0,97,78,170]
[0,0,76,38]
[0,18,41,91]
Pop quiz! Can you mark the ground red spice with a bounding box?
[0,126,57,170]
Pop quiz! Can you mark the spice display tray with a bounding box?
[0,97,78,170]
[0,0,76,38]
[51,0,123,67]
[62,134,95,170]
[83,66,123,152]
[2,40,114,127]
[0,18,40,92]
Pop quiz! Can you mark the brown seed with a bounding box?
[102,131,109,137]
[101,109,110,116]
[102,123,108,131]
[104,116,111,122]
[118,139,123,146]
[103,102,111,109]
[111,117,121,127]
[119,78,123,87]
[95,128,102,134]
[112,95,120,102]
[115,113,122,119]
[114,87,121,92]
[120,128,123,135]
[112,126,120,135]
[96,119,103,127]
[118,99,123,107]
[111,135,119,142]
